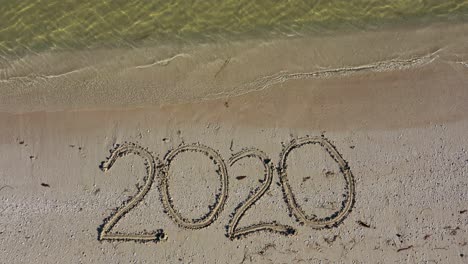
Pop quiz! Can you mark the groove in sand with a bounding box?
[159,143,229,229]
[227,148,295,239]
[98,142,166,242]
[278,136,355,229]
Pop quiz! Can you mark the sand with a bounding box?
[1,22,468,263]
[1,22,468,113]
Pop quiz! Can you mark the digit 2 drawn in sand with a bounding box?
[159,143,229,229]
[96,136,355,243]
[98,142,166,242]
[278,136,355,229]
[227,148,296,239]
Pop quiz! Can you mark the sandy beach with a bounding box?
[1,19,468,263]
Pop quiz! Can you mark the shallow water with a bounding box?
[1,0,468,56]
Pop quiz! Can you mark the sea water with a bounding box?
[1,0,467,56]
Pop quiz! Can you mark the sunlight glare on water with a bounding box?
[0,0,467,55]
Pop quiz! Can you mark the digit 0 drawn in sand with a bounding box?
[96,136,355,243]
[159,143,229,229]
[97,142,166,242]
[278,136,355,229]
[227,148,296,239]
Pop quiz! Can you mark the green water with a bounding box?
[1,0,467,56]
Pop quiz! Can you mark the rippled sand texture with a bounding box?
[1,0,468,56]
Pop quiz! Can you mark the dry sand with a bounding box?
[1,23,468,263]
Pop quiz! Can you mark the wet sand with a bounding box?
[1,22,467,113]
[1,22,468,263]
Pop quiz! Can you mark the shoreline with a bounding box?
[1,22,467,114]
[1,54,467,134]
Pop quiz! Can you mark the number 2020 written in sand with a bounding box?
[97,136,355,243]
